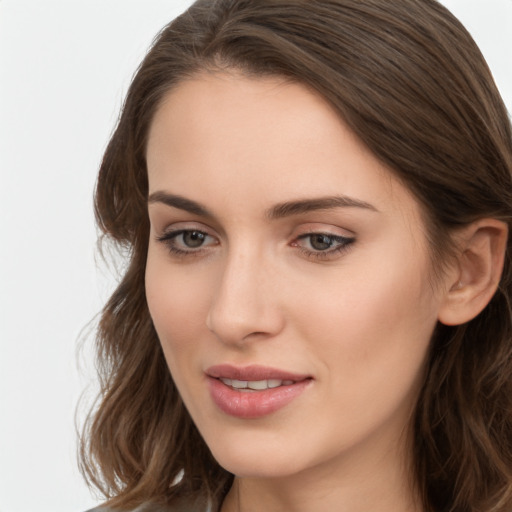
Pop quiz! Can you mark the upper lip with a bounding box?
[206,364,311,382]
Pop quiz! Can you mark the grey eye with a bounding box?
[309,234,336,251]
[182,231,207,248]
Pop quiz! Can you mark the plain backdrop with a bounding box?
[0,1,510,511]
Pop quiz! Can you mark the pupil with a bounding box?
[311,234,333,251]
[183,231,205,248]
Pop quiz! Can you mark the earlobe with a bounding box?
[438,219,508,326]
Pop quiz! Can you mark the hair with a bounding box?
[80,1,512,511]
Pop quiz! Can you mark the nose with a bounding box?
[206,247,285,346]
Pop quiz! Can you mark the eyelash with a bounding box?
[156,229,355,261]
[293,233,355,260]
[156,229,217,258]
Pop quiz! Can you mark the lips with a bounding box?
[206,364,312,419]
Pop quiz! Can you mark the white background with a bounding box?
[0,1,510,511]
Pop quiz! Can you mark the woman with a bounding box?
[81,1,512,511]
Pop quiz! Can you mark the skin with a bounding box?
[145,72,455,512]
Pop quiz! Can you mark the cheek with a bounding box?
[145,256,216,420]
[145,250,213,365]
[288,244,438,409]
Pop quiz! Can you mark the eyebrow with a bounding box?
[267,195,378,219]
[148,191,377,219]
[148,191,213,217]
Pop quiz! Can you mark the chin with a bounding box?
[203,428,316,479]
[215,452,303,479]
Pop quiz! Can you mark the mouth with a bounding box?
[206,364,312,419]
[217,377,296,391]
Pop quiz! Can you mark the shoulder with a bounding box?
[85,498,208,512]
[85,506,171,512]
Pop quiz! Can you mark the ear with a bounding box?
[438,218,508,326]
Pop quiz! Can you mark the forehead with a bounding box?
[146,71,419,221]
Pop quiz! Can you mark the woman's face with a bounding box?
[145,72,447,480]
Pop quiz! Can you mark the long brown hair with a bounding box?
[80,1,512,510]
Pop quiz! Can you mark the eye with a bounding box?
[307,233,340,251]
[157,229,218,256]
[292,232,355,260]
[180,230,208,248]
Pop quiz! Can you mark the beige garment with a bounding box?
[87,496,209,512]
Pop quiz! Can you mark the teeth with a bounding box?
[219,378,292,390]
[248,380,268,390]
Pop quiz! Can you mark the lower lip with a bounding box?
[207,377,311,419]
